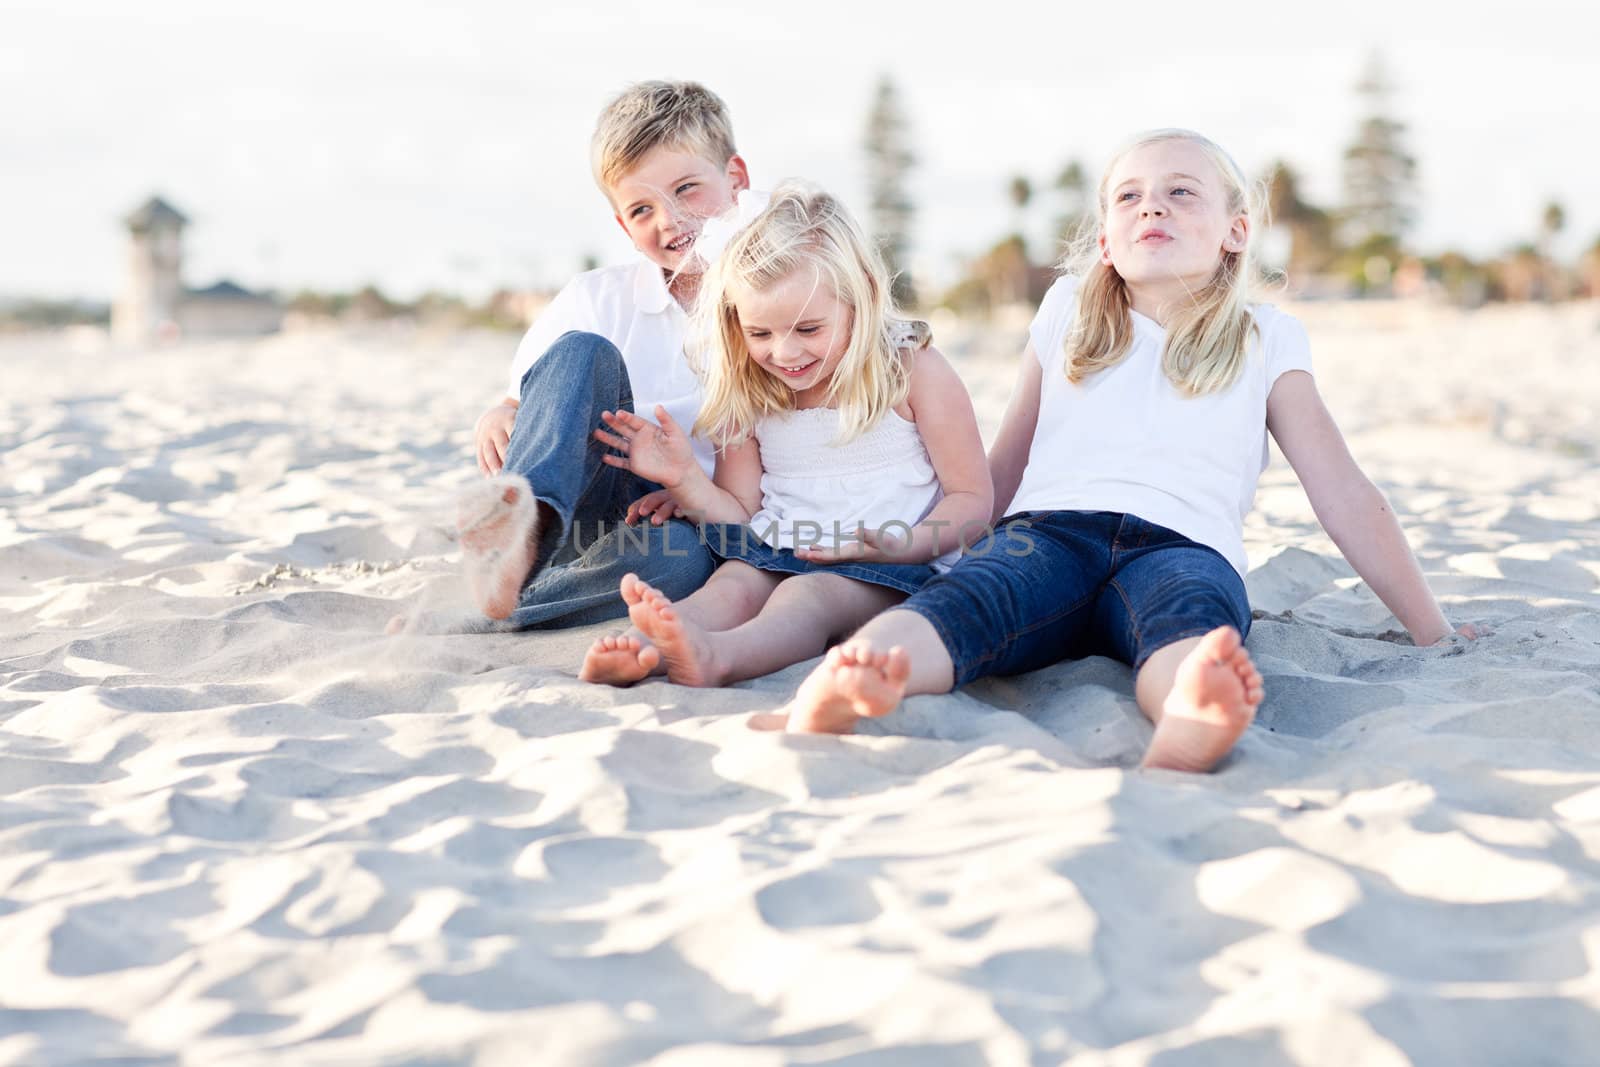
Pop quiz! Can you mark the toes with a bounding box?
[883,646,911,685]
[638,645,661,672]
[1198,625,1241,663]
[836,641,869,667]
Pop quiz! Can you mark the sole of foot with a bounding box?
[1142,625,1264,773]
[457,474,540,620]
[752,641,911,734]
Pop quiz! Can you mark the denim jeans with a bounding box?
[497,331,715,629]
[899,511,1251,686]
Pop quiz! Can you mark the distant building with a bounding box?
[112,195,283,344]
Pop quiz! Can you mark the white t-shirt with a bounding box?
[506,259,714,476]
[1007,276,1313,575]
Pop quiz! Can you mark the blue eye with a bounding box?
[676,182,698,196]
[630,205,650,218]
[1117,191,1138,202]
[1172,187,1194,196]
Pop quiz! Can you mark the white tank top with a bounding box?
[747,407,959,568]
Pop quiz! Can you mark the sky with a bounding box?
[4,0,1597,303]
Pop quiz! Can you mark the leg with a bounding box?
[774,514,1113,733]
[465,331,649,618]
[581,562,781,685]
[1095,524,1259,772]
[505,518,714,630]
[634,572,905,688]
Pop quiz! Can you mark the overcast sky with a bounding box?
[5,0,1597,302]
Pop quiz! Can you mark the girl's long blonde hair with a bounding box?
[1062,129,1267,396]
[689,181,929,446]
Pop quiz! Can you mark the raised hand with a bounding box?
[594,405,696,489]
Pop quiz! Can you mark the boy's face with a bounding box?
[610,145,749,276]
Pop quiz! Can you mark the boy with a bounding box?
[450,81,749,630]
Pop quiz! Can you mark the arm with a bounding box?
[798,347,993,564]
[594,407,756,524]
[1266,370,1466,646]
[987,342,1044,522]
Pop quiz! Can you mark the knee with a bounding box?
[519,331,624,398]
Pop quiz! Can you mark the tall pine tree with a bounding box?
[863,76,917,306]
[1341,52,1417,246]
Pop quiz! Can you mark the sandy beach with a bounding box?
[3,300,1600,1065]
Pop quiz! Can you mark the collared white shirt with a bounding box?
[506,259,713,475]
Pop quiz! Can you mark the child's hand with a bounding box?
[1431,622,1489,645]
[626,488,686,525]
[594,406,695,489]
[796,525,913,564]
[474,400,519,475]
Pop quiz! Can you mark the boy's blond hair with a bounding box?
[689,181,929,447]
[1060,128,1268,397]
[591,81,738,195]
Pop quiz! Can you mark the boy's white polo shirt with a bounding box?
[1007,276,1314,576]
[505,259,714,476]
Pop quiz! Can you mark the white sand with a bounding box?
[3,303,1599,1065]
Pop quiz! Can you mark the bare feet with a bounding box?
[753,641,911,734]
[1142,626,1264,773]
[579,631,661,685]
[625,575,723,687]
[456,475,540,620]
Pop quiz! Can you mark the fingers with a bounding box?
[477,436,502,476]
[593,428,630,452]
[626,489,672,525]
[654,405,681,434]
[600,409,646,433]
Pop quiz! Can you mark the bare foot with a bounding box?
[1142,626,1264,773]
[457,475,540,620]
[579,631,661,685]
[627,578,723,687]
[756,642,911,734]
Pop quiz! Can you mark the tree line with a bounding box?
[863,56,1599,311]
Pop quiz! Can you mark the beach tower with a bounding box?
[113,195,188,344]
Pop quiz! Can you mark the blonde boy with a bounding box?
[460,81,749,629]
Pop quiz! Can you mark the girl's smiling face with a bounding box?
[734,267,852,407]
[1099,138,1248,319]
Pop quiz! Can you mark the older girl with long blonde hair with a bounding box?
[765,129,1477,771]
[579,181,992,688]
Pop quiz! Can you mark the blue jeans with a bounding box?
[498,331,715,629]
[899,511,1251,686]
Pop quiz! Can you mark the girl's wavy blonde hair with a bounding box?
[690,181,929,446]
[1061,128,1267,396]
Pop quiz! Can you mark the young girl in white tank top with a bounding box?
[579,182,992,688]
